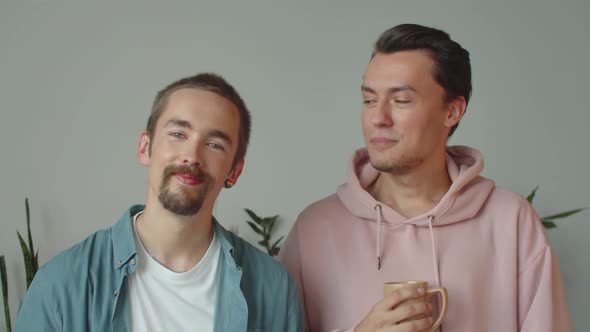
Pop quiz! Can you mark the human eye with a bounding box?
[394,99,411,104]
[392,93,413,105]
[207,142,226,151]
[169,131,186,139]
[362,98,377,107]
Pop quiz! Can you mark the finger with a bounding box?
[379,286,425,310]
[382,302,432,327]
[388,316,433,332]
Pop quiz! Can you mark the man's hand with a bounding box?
[354,286,433,332]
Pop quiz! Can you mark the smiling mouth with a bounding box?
[173,173,204,186]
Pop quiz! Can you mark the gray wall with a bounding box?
[1,1,588,330]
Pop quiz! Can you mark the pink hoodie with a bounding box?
[278,146,572,332]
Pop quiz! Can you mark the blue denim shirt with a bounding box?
[14,205,303,331]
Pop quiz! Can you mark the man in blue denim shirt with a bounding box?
[15,73,303,331]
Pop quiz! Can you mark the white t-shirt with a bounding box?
[128,212,221,331]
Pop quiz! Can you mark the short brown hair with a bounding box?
[146,73,251,168]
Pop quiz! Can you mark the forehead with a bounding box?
[158,88,240,136]
[363,51,438,90]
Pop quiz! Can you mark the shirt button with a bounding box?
[130,258,136,266]
[117,259,122,266]
[114,290,118,297]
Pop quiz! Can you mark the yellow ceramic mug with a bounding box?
[383,280,448,332]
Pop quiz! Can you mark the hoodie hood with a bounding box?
[337,145,495,227]
[337,146,496,276]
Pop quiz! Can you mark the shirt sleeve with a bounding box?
[278,222,311,332]
[13,268,60,332]
[285,272,305,332]
[518,245,572,331]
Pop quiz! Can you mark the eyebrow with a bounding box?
[164,118,233,146]
[207,129,233,146]
[164,118,193,129]
[361,85,416,94]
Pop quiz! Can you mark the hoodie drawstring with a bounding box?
[427,215,441,287]
[374,206,441,288]
[375,204,382,270]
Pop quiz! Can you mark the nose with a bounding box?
[181,142,203,166]
[370,98,393,127]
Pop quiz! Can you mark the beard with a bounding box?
[368,150,423,174]
[158,164,214,216]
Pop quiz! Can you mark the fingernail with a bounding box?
[417,287,425,295]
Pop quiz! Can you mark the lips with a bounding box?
[371,137,397,143]
[370,137,398,150]
[173,173,204,186]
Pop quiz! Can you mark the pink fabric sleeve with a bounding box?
[278,223,312,332]
[516,199,572,332]
[518,246,572,331]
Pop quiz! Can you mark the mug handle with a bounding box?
[426,287,448,332]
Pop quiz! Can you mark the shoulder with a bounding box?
[485,185,550,262]
[295,193,345,227]
[478,185,540,220]
[487,186,531,207]
[300,193,343,215]
[35,226,114,288]
[482,185,543,227]
[217,226,297,292]
[223,229,289,277]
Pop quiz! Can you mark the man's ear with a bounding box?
[137,130,151,166]
[444,96,467,129]
[226,159,245,187]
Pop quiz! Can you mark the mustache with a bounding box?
[162,164,209,180]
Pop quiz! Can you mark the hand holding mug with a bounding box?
[354,283,438,332]
[383,281,447,332]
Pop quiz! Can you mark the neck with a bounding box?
[135,198,215,272]
[368,150,451,218]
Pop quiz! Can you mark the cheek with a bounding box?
[361,113,372,136]
[206,155,233,176]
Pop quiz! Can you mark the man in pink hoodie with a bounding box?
[278,24,572,332]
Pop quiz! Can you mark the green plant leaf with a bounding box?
[244,209,263,224]
[266,214,279,223]
[246,221,263,235]
[270,247,280,256]
[244,208,285,256]
[1,255,12,332]
[17,232,34,289]
[25,198,35,265]
[17,232,31,262]
[33,251,39,275]
[271,236,284,249]
[526,186,539,203]
[268,219,276,235]
[542,221,557,229]
[263,232,271,241]
[542,208,586,221]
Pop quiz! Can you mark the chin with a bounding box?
[369,153,420,174]
[367,149,394,164]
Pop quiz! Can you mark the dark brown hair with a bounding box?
[146,73,251,167]
[373,24,472,136]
